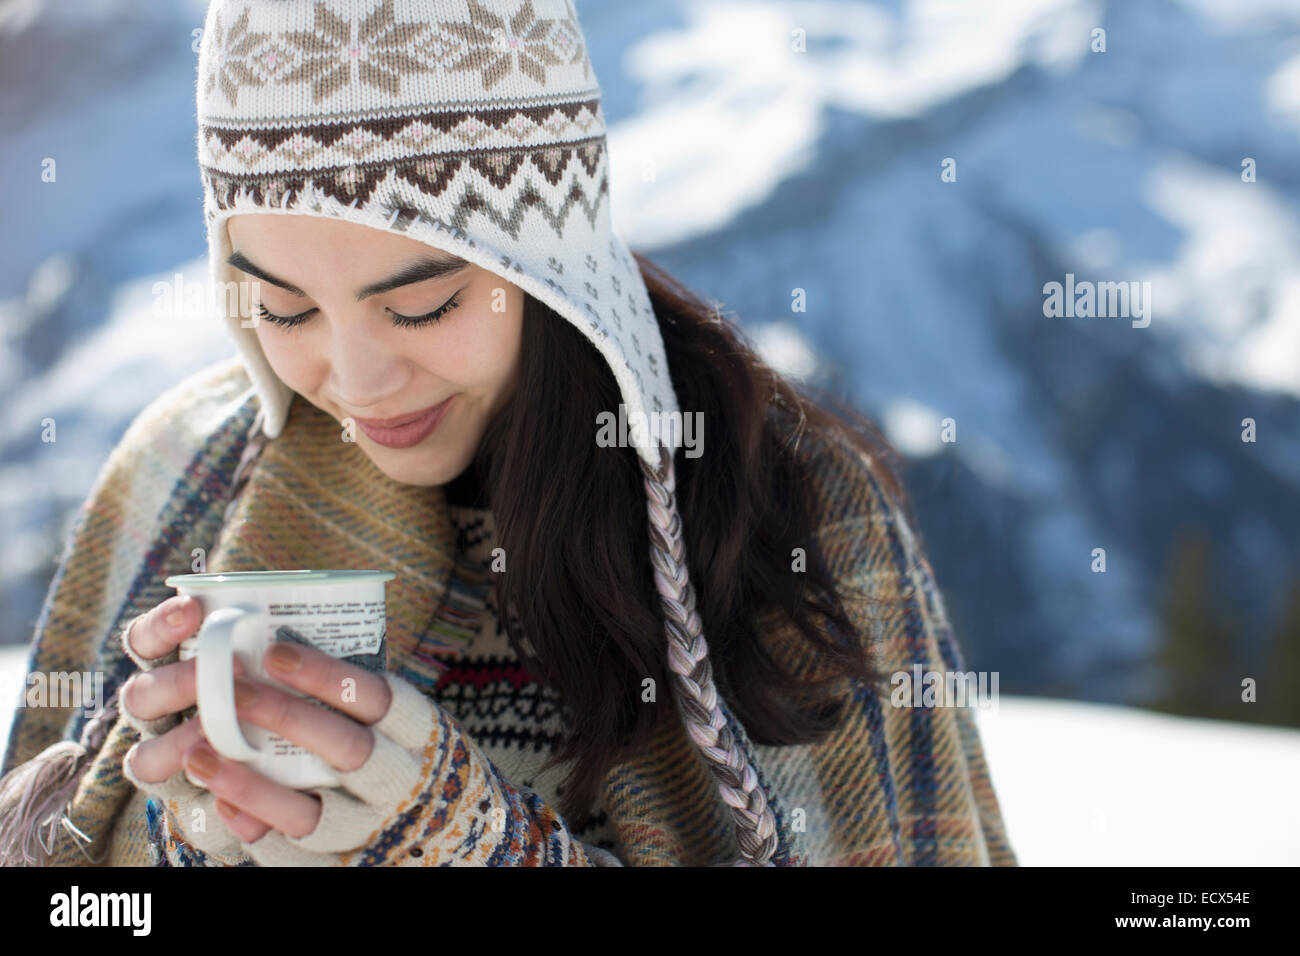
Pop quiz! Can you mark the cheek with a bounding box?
[254,326,315,390]
[414,306,523,388]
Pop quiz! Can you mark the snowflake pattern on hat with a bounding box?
[204,0,590,105]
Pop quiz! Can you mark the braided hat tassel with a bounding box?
[640,447,779,867]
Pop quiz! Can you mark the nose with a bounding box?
[325,319,410,411]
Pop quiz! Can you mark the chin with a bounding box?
[368,456,453,487]
[361,441,466,488]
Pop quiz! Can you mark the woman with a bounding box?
[0,0,1015,867]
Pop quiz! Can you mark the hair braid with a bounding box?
[640,447,779,866]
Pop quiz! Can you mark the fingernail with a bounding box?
[266,643,300,674]
[165,598,190,629]
[215,798,240,819]
[234,677,257,708]
[185,743,219,780]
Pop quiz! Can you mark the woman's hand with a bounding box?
[119,594,393,852]
[118,592,243,746]
[182,635,392,844]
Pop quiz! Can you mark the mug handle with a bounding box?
[195,605,265,762]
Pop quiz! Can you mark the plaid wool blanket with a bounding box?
[2,358,1016,866]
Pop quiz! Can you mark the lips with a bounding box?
[351,396,455,449]
[352,405,442,429]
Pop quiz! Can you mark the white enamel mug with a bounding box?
[163,569,395,790]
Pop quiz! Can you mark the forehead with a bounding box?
[228,213,459,259]
[226,214,477,287]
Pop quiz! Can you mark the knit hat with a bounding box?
[196,0,779,865]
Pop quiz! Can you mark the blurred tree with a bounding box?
[1261,573,1300,729]
[1149,529,1242,723]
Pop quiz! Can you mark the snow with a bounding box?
[1143,158,1300,400]
[750,320,820,382]
[976,696,1300,866]
[610,0,1100,247]
[881,397,946,459]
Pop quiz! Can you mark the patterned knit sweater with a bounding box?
[421,494,620,854]
[1,358,1017,866]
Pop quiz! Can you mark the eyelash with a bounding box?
[252,292,463,330]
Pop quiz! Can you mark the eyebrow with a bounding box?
[226,250,470,300]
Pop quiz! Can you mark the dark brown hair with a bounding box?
[470,251,912,826]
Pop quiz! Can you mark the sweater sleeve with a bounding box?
[149,672,619,867]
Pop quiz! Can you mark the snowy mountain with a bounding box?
[603,0,1300,700]
[2,0,1298,714]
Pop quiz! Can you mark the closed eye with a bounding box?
[390,291,463,328]
[252,290,464,330]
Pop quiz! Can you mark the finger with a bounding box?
[119,656,246,743]
[119,706,175,742]
[261,641,392,726]
[127,714,209,784]
[123,751,202,803]
[181,741,323,839]
[121,655,245,724]
[214,797,272,844]
[126,595,201,664]
[122,660,196,725]
[232,674,375,774]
